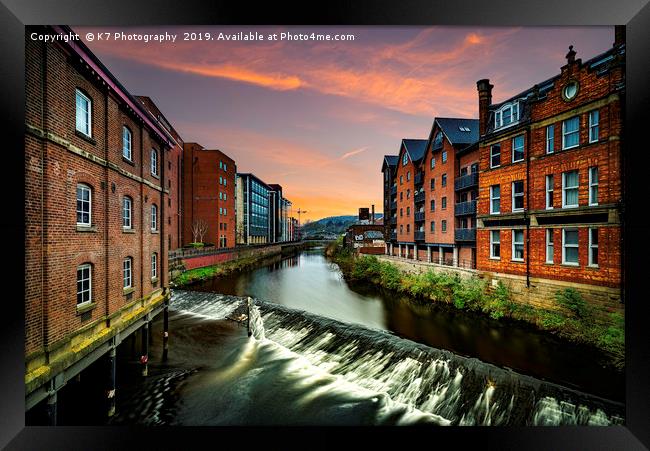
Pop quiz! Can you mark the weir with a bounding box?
[171,290,625,426]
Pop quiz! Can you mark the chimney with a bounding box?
[371,204,375,224]
[614,25,625,47]
[476,79,493,137]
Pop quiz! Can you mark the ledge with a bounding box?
[76,301,96,315]
[123,227,136,234]
[151,230,159,234]
[75,130,96,145]
[76,225,97,233]
[123,287,136,296]
[122,156,135,166]
[151,277,159,284]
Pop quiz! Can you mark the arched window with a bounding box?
[123,196,132,229]
[433,132,443,149]
[151,204,158,231]
[122,126,132,160]
[76,183,92,226]
[402,152,408,166]
[76,263,92,304]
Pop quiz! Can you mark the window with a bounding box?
[589,110,599,143]
[494,102,519,129]
[562,170,579,208]
[442,151,447,163]
[430,178,435,190]
[223,208,227,216]
[589,228,599,267]
[441,220,447,232]
[219,161,223,169]
[562,116,580,149]
[400,175,403,185]
[75,89,91,136]
[441,197,447,209]
[219,192,223,200]
[151,149,158,176]
[407,189,410,199]
[512,135,524,162]
[224,163,227,172]
[430,221,435,232]
[546,125,555,153]
[399,225,403,234]
[400,192,403,201]
[490,230,500,259]
[152,253,158,278]
[224,178,227,186]
[512,181,524,212]
[562,228,579,265]
[76,184,91,226]
[400,208,403,217]
[545,175,554,209]
[122,126,132,160]
[512,230,524,261]
[433,132,443,148]
[406,224,410,233]
[430,199,435,211]
[490,185,500,214]
[407,171,411,181]
[76,264,92,305]
[123,196,132,229]
[589,167,598,206]
[431,157,436,169]
[490,144,501,168]
[402,153,408,166]
[441,174,447,187]
[151,204,158,231]
[546,229,554,264]
[406,206,410,216]
[123,257,132,288]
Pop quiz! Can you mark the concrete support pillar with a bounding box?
[438,246,443,265]
[398,244,402,258]
[390,243,393,256]
[107,347,116,418]
[453,246,459,267]
[141,323,149,377]
[414,244,418,260]
[163,304,169,362]
[148,321,154,346]
[427,246,432,263]
[46,391,57,426]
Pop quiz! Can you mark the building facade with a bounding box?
[25,25,175,411]
[382,155,398,245]
[182,143,236,248]
[475,33,624,297]
[236,173,271,244]
[267,184,292,243]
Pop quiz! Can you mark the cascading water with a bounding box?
[168,290,624,426]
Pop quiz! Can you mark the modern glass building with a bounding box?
[236,173,271,244]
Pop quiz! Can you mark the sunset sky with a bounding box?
[77,26,613,222]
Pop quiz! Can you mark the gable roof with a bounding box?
[434,118,480,146]
[401,139,428,163]
[381,154,399,172]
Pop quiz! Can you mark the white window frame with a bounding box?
[512,181,524,212]
[151,149,158,177]
[77,263,92,305]
[589,110,599,143]
[151,204,158,231]
[152,253,158,278]
[441,173,447,187]
[494,102,519,129]
[562,170,579,208]
[589,228,599,268]
[562,228,579,266]
[512,135,525,163]
[431,157,435,169]
[75,89,92,137]
[490,144,501,168]
[490,230,500,259]
[546,125,554,154]
[402,153,408,166]
[76,183,92,226]
[589,166,599,206]
[546,229,554,264]
[490,185,500,214]
[442,150,447,163]
[123,258,132,288]
[545,175,554,210]
[441,220,447,232]
[123,196,132,229]
[562,116,580,150]
[512,229,524,262]
[122,126,132,160]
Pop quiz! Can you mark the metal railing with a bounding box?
[414,172,424,185]
[454,200,477,216]
[455,228,476,241]
[455,172,479,191]
[390,232,397,241]
[390,185,397,195]
[414,192,425,203]
[414,231,425,241]
[391,201,397,210]
[414,211,425,222]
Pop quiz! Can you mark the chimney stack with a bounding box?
[371,204,375,224]
[476,79,493,137]
[614,25,625,47]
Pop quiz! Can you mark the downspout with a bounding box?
[104,82,110,322]
[41,39,48,352]
[160,142,166,289]
[525,126,531,288]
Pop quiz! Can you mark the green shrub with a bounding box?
[483,281,514,319]
[555,288,591,319]
[539,310,566,330]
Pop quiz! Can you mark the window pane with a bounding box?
[565,229,578,245]
[565,247,579,263]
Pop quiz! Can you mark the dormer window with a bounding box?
[494,101,520,129]
[402,153,408,166]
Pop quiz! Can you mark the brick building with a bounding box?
[136,96,183,251]
[25,25,175,413]
[381,155,399,244]
[475,30,624,300]
[182,143,236,248]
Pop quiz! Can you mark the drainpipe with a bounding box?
[525,127,531,288]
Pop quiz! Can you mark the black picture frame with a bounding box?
[2,0,649,448]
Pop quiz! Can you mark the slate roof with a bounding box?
[384,155,398,167]
[435,118,480,146]
[402,139,428,162]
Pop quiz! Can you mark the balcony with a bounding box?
[414,172,424,186]
[390,185,397,195]
[455,228,476,241]
[455,200,477,216]
[414,192,425,203]
[414,211,425,222]
[391,201,397,210]
[390,232,397,241]
[414,231,425,241]
[455,172,479,191]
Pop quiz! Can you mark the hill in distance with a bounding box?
[301,214,383,238]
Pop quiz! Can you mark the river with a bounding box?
[104,246,623,426]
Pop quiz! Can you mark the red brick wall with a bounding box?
[423,132,456,244]
[395,145,416,243]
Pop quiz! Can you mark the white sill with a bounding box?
[562,205,579,209]
[588,203,599,207]
[512,209,524,213]
[512,158,524,163]
[490,165,501,169]
[587,264,599,269]
[511,259,524,263]
[489,257,501,260]
[490,212,500,215]
[562,144,579,151]
[561,262,579,267]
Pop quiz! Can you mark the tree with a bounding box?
[191,218,209,243]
